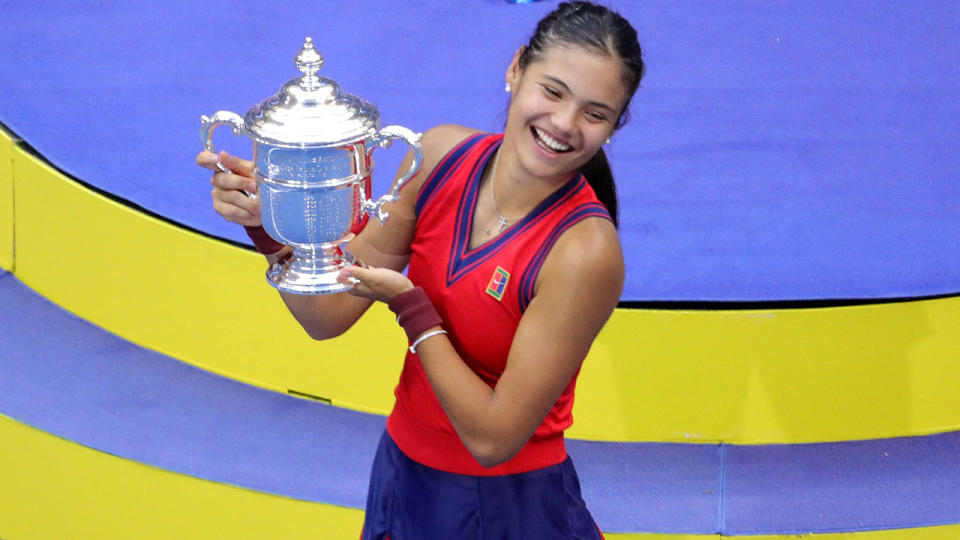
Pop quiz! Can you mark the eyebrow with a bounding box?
[542,75,619,114]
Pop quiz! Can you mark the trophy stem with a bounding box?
[266,244,355,295]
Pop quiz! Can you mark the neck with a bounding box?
[488,141,575,217]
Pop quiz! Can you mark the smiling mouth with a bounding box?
[532,127,573,153]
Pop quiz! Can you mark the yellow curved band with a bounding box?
[4,129,959,444]
[4,414,958,539]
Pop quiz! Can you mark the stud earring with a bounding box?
[505,83,511,93]
[605,138,611,145]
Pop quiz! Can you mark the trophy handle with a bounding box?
[363,126,423,224]
[200,111,257,199]
[200,111,245,169]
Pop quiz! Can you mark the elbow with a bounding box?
[305,329,337,341]
[302,322,348,341]
[466,438,522,469]
[474,453,509,469]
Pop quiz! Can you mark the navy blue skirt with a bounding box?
[362,430,604,539]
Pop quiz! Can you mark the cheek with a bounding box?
[508,85,551,119]
[506,98,535,125]
[580,123,612,148]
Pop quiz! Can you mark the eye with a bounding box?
[541,85,562,99]
[586,110,610,123]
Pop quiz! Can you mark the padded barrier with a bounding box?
[2,271,960,535]
[4,414,960,539]
[7,132,960,444]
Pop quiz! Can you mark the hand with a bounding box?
[196,150,261,227]
[339,262,414,303]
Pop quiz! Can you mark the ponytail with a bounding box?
[580,148,619,228]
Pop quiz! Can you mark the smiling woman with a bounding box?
[196,2,644,538]
[506,0,645,230]
[500,45,627,224]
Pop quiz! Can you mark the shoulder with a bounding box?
[536,216,624,307]
[420,124,485,164]
[401,124,483,193]
[554,217,622,276]
[517,216,622,358]
[424,123,483,142]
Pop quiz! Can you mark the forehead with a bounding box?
[526,45,629,108]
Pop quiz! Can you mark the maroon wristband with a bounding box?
[388,287,443,342]
[244,225,285,255]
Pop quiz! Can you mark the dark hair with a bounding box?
[518,1,645,228]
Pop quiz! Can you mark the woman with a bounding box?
[198,2,644,537]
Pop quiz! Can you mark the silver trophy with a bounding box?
[200,38,422,294]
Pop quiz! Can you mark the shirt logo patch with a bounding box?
[485,266,511,301]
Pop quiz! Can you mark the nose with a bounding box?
[550,104,578,136]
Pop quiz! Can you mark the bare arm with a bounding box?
[197,124,477,340]
[349,216,625,467]
[422,218,623,466]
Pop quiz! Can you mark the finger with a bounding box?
[339,266,375,291]
[338,271,373,298]
[212,197,256,223]
[215,187,260,215]
[340,264,377,283]
[219,151,255,176]
[212,183,260,220]
[196,151,222,171]
[211,171,258,194]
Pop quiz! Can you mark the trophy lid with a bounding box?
[243,38,380,146]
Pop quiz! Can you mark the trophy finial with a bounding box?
[295,37,325,89]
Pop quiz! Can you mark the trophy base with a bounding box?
[266,248,356,295]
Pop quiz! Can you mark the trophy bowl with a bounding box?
[201,38,422,294]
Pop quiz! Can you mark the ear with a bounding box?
[505,46,525,89]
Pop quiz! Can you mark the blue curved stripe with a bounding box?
[414,133,486,218]
[447,137,500,284]
[516,202,611,312]
[444,143,588,286]
[1,271,958,535]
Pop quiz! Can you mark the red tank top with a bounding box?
[386,133,612,476]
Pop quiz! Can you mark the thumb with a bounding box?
[340,264,372,282]
[219,151,255,176]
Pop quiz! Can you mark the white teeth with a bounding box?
[534,127,571,152]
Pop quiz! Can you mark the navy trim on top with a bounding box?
[447,137,501,282]
[446,143,588,287]
[414,133,488,218]
[517,202,612,313]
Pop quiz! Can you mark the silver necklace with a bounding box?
[485,150,513,236]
